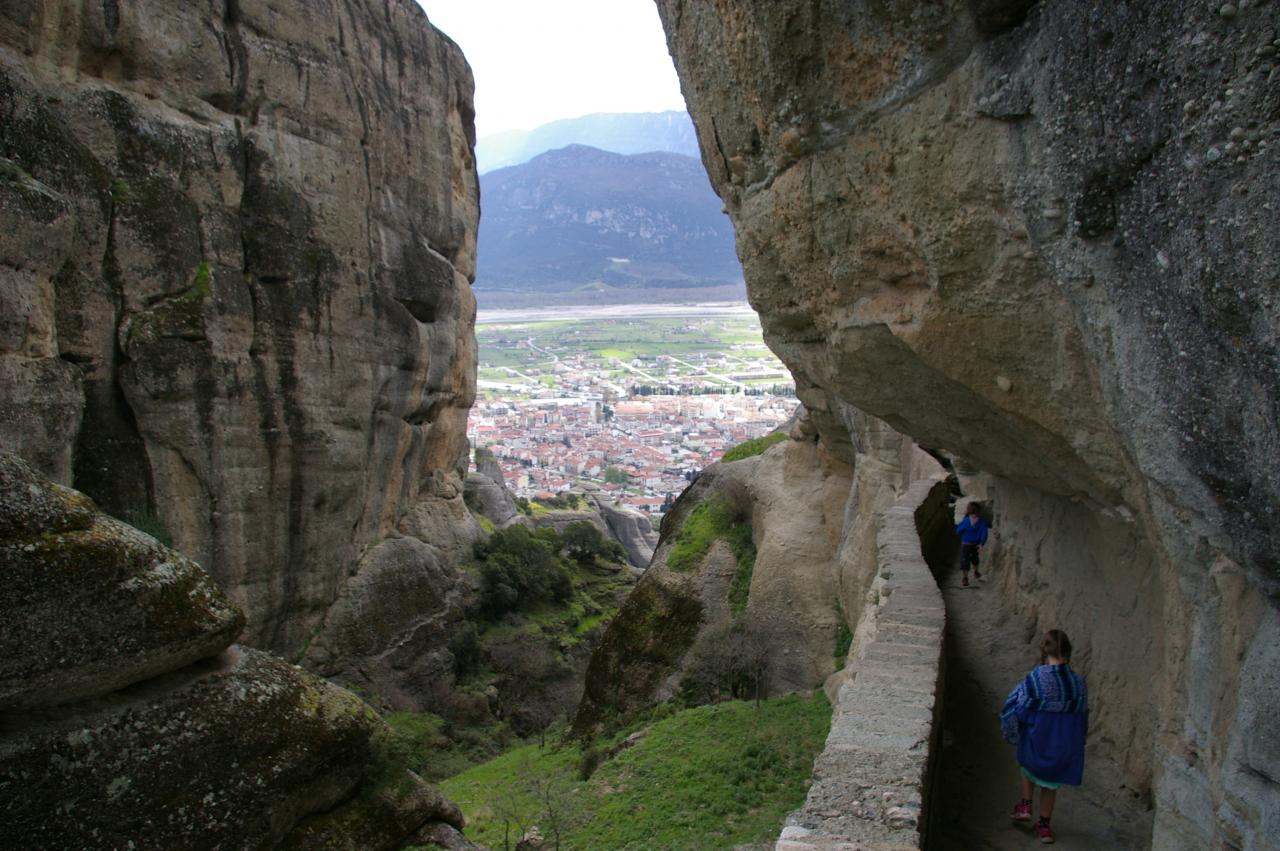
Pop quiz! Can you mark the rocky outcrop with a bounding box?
[587,490,660,570]
[656,1,1280,846]
[466,471,522,528]
[0,0,479,659]
[0,453,464,848]
[576,418,920,732]
[300,535,474,712]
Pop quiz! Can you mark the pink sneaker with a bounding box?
[1033,821,1055,844]
[1010,801,1032,823]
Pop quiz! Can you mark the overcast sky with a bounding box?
[417,0,687,139]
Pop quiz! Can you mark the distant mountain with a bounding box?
[476,111,700,173]
[476,145,742,299]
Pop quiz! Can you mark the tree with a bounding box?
[604,466,629,485]
[561,520,606,564]
[681,618,773,706]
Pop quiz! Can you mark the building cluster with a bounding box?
[468,379,797,515]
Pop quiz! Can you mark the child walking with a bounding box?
[954,501,988,586]
[1000,629,1088,844]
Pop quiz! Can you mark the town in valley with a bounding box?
[468,307,799,518]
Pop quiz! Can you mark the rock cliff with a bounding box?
[655,0,1279,846]
[576,414,931,733]
[0,0,478,658]
[0,453,468,849]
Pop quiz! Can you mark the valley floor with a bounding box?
[928,569,1154,850]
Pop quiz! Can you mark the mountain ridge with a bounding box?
[476,110,700,173]
[476,144,743,303]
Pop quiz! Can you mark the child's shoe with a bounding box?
[1033,820,1055,843]
[973,568,982,579]
[1010,801,1032,822]
[961,575,969,587]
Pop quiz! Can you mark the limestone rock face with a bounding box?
[655,1,1279,846]
[0,0,479,656]
[0,452,465,848]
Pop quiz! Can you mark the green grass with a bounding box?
[667,498,742,574]
[441,693,831,850]
[475,316,790,390]
[726,522,756,617]
[833,600,853,666]
[722,432,787,463]
[383,710,515,782]
[124,509,173,547]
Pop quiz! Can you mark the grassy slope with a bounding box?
[442,693,831,850]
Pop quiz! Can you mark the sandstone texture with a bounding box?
[656,0,1280,846]
[0,452,466,848]
[0,0,479,659]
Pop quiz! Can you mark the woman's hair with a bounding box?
[966,501,982,516]
[1040,629,1072,664]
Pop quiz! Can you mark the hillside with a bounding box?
[476,145,743,303]
[476,110,699,172]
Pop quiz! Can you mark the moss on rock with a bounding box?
[0,453,244,709]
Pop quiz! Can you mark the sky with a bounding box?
[416,0,687,139]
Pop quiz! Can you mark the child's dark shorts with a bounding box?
[960,543,981,569]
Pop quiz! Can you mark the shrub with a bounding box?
[561,520,625,565]
[721,431,787,463]
[124,509,173,548]
[833,601,853,666]
[474,525,575,618]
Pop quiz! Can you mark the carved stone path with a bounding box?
[927,566,1153,849]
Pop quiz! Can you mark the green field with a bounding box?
[439,693,830,850]
[476,316,789,388]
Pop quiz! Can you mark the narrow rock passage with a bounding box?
[927,569,1153,850]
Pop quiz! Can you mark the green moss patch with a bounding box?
[666,497,752,577]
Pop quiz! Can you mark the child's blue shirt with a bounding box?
[1000,663,1089,785]
[955,515,989,545]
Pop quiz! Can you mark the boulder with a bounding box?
[589,494,660,570]
[0,453,243,709]
[0,451,465,848]
[465,470,522,528]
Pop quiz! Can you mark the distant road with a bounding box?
[475,301,757,325]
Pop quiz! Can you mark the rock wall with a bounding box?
[655,0,1280,846]
[0,0,478,656]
